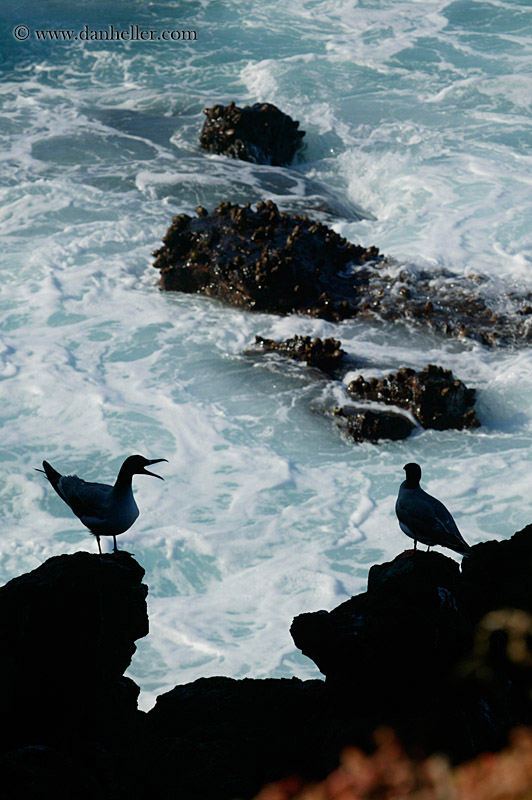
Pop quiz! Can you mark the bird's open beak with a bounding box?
[143,458,168,480]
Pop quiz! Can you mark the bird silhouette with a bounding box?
[40,455,167,554]
[395,462,471,556]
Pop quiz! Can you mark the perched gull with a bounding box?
[395,462,471,556]
[40,455,168,554]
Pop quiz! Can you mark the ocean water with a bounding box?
[1,0,532,710]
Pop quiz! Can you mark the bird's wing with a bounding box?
[424,491,470,551]
[57,476,112,519]
[425,493,459,532]
[398,487,469,553]
[397,489,449,536]
[396,491,442,537]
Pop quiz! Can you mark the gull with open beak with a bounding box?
[40,455,168,554]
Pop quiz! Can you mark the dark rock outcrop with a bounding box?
[200,101,305,165]
[334,406,415,442]
[1,745,100,800]
[249,341,478,442]
[461,524,532,622]
[291,525,532,759]
[3,528,532,799]
[154,201,532,345]
[346,364,480,430]
[292,551,465,693]
[0,552,149,799]
[145,677,336,800]
[251,334,346,374]
[153,200,379,321]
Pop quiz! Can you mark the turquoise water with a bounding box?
[1,0,532,709]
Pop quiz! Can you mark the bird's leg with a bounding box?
[427,545,431,552]
[414,540,417,551]
[96,535,102,556]
[113,534,118,553]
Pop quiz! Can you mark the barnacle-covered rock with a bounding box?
[346,364,480,430]
[200,101,305,165]
[154,200,379,321]
[154,202,532,345]
[252,335,346,374]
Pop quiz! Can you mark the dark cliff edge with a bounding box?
[0,552,149,799]
[2,528,532,799]
[291,526,532,764]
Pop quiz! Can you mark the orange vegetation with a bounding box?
[253,728,532,800]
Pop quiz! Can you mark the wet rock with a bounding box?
[200,101,305,165]
[364,264,532,346]
[249,342,477,442]
[153,200,379,321]
[346,364,480,430]
[154,202,532,345]
[251,334,346,374]
[334,406,415,442]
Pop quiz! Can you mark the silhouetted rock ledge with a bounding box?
[3,531,532,799]
[0,551,149,799]
[200,101,305,165]
[154,201,532,345]
[145,676,336,800]
[291,524,532,761]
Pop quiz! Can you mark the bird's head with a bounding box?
[124,455,168,480]
[403,462,421,487]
